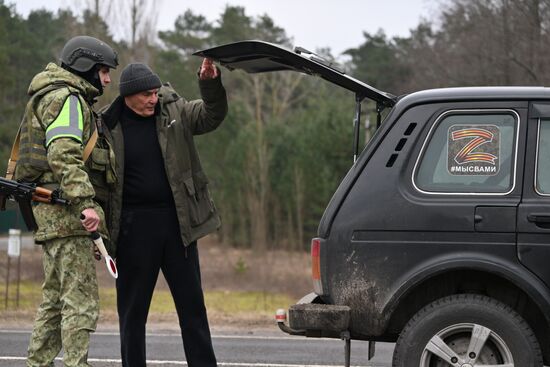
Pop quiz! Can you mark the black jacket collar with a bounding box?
[101,95,161,130]
[101,96,125,130]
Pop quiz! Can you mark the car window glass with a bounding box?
[536,119,550,194]
[415,112,517,193]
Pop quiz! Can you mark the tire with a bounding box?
[392,294,542,367]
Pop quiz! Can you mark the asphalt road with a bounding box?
[0,235,394,365]
[0,328,394,366]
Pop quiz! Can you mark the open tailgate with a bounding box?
[194,40,396,107]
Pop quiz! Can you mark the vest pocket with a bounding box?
[90,148,109,170]
[88,146,117,187]
[16,119,49,182]
[184,171,214,227]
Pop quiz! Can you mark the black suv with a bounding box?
[197,41,550,367]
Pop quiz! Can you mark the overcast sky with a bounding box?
[14,0,436,56]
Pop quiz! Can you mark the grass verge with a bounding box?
[0,281,294,327]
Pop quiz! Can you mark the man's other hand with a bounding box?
[81,208,100,232]
[199,58,219,80]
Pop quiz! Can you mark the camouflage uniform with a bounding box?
[25,236,98,367]
[16,63,114,367]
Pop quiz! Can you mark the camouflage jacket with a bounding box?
[15,63,113,242]
[100,76,227,254]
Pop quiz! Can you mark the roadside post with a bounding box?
[4,228,21,309]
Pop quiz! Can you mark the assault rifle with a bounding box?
[0,177,69,231]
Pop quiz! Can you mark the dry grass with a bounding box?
[0,235,310,330]
[0,281,295,329]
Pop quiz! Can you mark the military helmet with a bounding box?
[60,35,118,72]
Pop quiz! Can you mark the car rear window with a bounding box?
[536,119,550,195]
[414,110,519,194]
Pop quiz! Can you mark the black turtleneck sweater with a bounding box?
[120,104,174,209]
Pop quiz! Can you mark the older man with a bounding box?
[100,59,227,366]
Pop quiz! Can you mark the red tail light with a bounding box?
[311,238,323,295]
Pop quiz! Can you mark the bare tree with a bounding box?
[114,0,160,62]
[70,0,115,29]
[400,0,550,89]
[72,0,159,62]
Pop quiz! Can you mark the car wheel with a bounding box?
[392,294,542,367]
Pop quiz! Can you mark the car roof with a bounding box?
[398,86,550,106]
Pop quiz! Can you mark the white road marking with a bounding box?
[0,356,364,367]
[0,329,337,341]
[0,329,371,367]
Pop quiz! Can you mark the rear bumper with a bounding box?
[276,293,377,361]
[277,292,351,338]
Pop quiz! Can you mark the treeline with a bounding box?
[2,0,550,250]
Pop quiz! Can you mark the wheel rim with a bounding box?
[419,322,514,367]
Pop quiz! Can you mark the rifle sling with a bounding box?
[5,126,21,180]
[82,128,98,163]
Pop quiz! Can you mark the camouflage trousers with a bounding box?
[27,235,99,367]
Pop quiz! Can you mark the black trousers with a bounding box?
[116,206,217,367]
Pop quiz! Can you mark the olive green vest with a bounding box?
[15,83,89,184]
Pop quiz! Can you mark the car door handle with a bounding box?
[527,214,550,223]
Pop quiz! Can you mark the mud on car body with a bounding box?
[197,40,550,367]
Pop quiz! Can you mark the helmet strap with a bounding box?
[61,63,104,96]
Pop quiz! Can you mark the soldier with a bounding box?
[14,36,118,367]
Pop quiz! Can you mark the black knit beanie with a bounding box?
[119,63,161,96]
